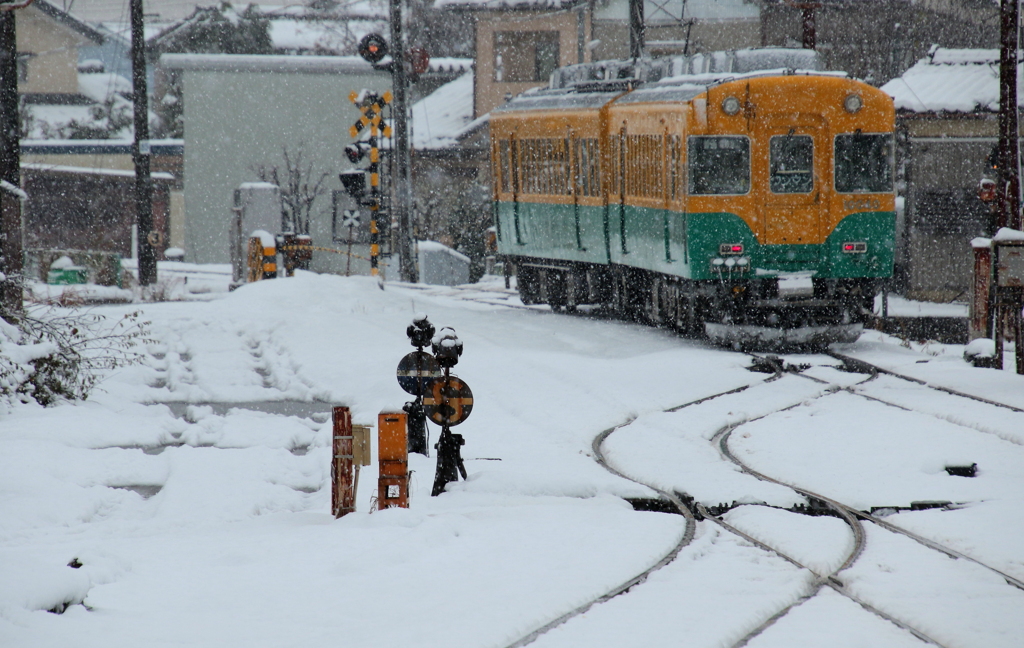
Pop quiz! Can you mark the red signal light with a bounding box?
[358,33,389,64]
[719,243,743,255]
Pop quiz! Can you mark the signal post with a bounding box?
[394,315,475,498]
[345,91,392,279]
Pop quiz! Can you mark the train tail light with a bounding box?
[842,242,867,254]
[719,243,744,255]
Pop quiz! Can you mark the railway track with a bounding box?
[403,282,1024,646]
[501,353,1024,647]
[711,356,1024,646]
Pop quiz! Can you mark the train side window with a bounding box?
[573,138,601,197]
[687,136,750,195]
[668,135,682,199]
[499,140,512,193]
[518,138,569,196]
[835,133,893,193]
[769,134,813,194]
[625,135,664,198]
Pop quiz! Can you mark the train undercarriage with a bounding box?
[513,257,877,350]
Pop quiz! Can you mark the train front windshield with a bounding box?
[834,133,894,193]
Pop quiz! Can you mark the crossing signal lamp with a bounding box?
[339,169,367,200]
[359,33,388,65]
[344,142,372,164]
[407,314,435,349]
[431,327,463,368]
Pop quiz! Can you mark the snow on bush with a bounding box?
[0,308,150,409]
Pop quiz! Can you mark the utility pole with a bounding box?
[997,0,1021,232]
[0,3,26,320]
[784,1,819,50]
[628,0,644,60]
[389,0,417,283]
[130,0,156,286]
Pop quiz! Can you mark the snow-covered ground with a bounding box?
[2,270,1022,647]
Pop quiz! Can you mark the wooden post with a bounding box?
[378,411,409,509]
[970,241,992,341]
[332,406,355,518]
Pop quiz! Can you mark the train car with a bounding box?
[489,57,896,348]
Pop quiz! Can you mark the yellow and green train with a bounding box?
[490,58,895,347]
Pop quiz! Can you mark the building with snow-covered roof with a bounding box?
[13,0,105,100]
[160,53,390,268]
[758,0,997,86]
[19,162,175,270]
[440,0,763,118]
[409,71,492,278]
[881,48,1013,303]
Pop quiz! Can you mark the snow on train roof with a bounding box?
[491,89,619,113]
[495,68,847,113]
[613,84,706,104]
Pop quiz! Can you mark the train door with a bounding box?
[509,133,524,245]
[758,116,825,246]
[569,131,584,251]
[617,127,628,255]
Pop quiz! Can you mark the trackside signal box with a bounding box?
[378,411,409,508]
[352,424,372,466]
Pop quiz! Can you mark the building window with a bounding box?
[494,31,560,83]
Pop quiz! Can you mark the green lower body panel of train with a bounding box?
[495,200,895,281]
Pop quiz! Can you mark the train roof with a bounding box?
[492,68,851,114]
[488,48,866,116]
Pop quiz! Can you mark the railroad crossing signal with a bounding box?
[346,89,392,278]
[423,376,474,426]
[358,33,389,64]
[342,209,361,228]
[348,90,393,138]
[396,351,442,395]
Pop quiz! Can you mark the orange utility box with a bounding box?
[377,411,409,508]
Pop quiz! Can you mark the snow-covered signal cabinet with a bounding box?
[234,182,283,235]
[231,183,283,286]
[995,235,1024,288]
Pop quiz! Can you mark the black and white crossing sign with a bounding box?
[397,351,442,395]
[342,210,361,228]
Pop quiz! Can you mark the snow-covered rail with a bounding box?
[708,355,1024,645]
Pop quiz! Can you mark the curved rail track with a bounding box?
[405,282,1024,646]
[711,354,1024,646]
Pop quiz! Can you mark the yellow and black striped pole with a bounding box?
[369,120,380,277]
[348,91,393,279]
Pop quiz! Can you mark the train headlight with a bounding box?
[725,257,736,268]
[842,241,867,254]
[843,94,863,114]
[712,258,725,266]
[721,96,741,116]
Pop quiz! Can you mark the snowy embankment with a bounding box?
[2,271,1023,647]
[0,272,753,647]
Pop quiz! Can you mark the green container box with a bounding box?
[47,267,89,285]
